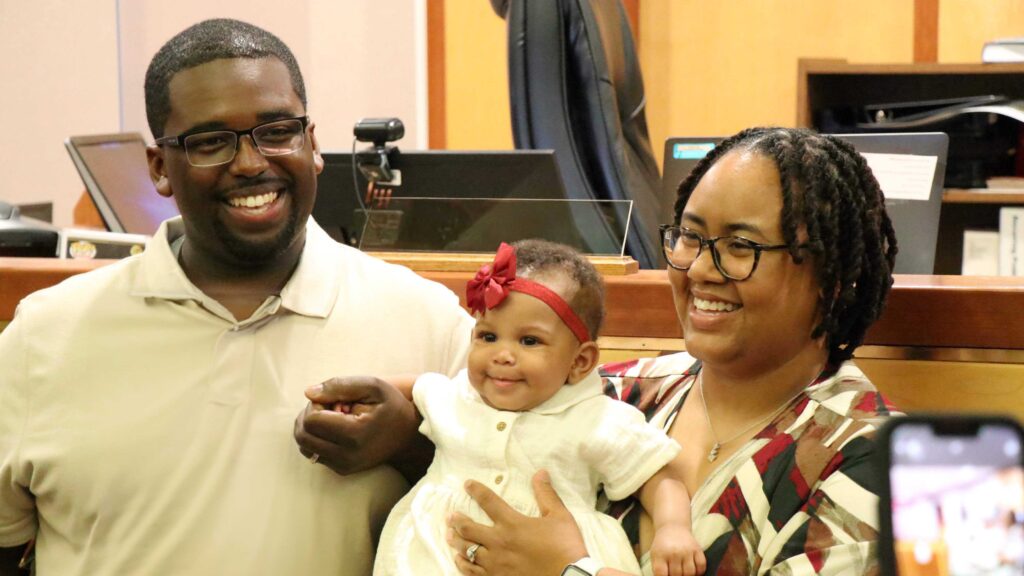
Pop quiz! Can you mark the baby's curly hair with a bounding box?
[673,127,898,365]
[511,239,605,340]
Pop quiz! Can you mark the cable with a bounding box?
[351,137,371,249]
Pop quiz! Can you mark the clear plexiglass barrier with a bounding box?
[352,197,633,256]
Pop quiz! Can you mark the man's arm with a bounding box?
[0,543,29,576]
[0,316,35,576]
[293,375,430,483]
[366,375,432,482]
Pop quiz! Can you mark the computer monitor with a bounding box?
[314,149,626,254]
[65,133,179,235]
[662,133,949,274]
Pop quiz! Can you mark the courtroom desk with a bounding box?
[2,258,1023,419]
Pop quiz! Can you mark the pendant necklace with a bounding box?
[697,372,807,463]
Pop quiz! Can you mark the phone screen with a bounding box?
[889,421,1024,575]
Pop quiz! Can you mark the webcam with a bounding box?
[354,118,405,147]
[354,117,404,184]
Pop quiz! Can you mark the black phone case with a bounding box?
[876,413,1024,576]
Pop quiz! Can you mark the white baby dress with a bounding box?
[374,369,681,575]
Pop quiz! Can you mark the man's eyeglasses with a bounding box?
[154,116,310,167]
[660,224,798,281]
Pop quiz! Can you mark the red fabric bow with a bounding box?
[467,243,517,314]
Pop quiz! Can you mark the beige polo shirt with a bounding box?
[0,218,474,575]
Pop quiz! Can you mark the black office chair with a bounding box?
[491,0,663,268]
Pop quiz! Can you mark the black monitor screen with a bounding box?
[662,134,947,275]
[314,150,624,254]
[65,133,179,235]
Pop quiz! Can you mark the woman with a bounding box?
[446,127,899,575]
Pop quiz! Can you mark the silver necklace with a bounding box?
[697,372,807,463]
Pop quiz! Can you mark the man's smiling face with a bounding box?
[150,56,322,269]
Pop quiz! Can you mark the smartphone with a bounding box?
[879,415,1024,576]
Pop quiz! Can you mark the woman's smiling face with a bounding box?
[669,149,823,376]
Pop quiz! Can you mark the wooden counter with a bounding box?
[3,257,1024,419]
[3,257,1023,351]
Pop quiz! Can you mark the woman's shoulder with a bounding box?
[598,353,700,417]
[775,360,898,472]
[599,353,701,380]
[804,360,900,426]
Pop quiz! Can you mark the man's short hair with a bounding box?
[144,18,307,138]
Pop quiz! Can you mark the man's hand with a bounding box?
[293,376,423,478]
[649,524,705,576]
[446,470,587,575]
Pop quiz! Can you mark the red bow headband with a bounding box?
[466,243,591,343]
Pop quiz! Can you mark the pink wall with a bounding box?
[4,1,426,227]
[1,1,120,226]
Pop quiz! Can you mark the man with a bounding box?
[0,19,472,575]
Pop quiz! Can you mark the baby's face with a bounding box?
[467,290,584,412]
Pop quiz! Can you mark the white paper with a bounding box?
[961,230,1000,276]
[861,153,938,201]
[999,207,1024,276]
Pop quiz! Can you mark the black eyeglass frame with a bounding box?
[154,115,310,167]
[659,224,801,281]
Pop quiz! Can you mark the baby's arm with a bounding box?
[331,374,420,412]
[637,456,706,576]
[386,375,419,403]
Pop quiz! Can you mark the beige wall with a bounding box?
[6,1,427,227]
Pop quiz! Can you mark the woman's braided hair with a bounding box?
[673,127,898,365]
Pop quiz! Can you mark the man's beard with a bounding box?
[214,205,301,266]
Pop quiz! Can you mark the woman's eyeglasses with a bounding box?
[660,225,798,281]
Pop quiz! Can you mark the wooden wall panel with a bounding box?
[428,1,447,149]
[443,0,513,150]
[438,2,1024,158]
[638,1,915,167]
[914,0,939,63]
[858,359,1024,423]
[938,0,1024,62]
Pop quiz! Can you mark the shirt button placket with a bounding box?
[492,417,511,489]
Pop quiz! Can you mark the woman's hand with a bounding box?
[446,470,588,575]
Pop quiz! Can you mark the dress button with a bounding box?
[496,421,507,432]
[494,475,504,485]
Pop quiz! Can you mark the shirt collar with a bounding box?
[529,370,604,416]
[130,216,341,320]
[130,217,205,302]
[277,218,341,319]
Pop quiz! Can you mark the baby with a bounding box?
[374,240,704,575]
